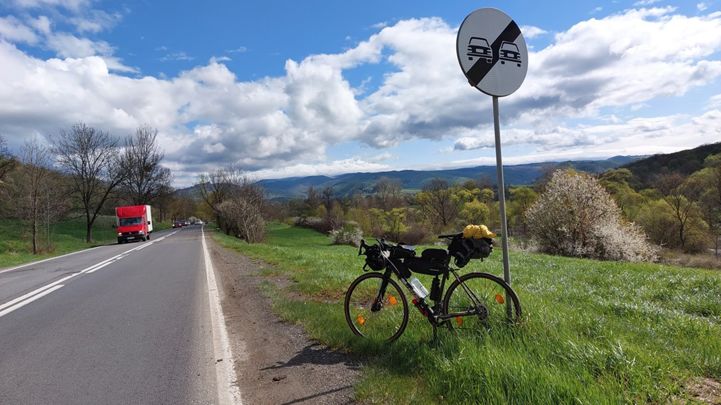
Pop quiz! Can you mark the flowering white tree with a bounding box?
[526,169,656,262]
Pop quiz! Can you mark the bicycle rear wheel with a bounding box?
[344,272,409,342]
[442,272,521,331]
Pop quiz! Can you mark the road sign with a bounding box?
[456,8,528,97]
[457,8,529,318]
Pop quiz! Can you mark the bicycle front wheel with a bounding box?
[344,272,409,342]
[443,272,521,331]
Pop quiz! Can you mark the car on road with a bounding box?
[173,220,184,228]
[467,37,492,63]
[499,41,522,67]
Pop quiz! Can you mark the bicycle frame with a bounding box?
[368,239,486,325]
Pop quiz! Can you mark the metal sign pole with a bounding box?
[492,96,512,318]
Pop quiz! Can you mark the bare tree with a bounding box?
[198,168,236,226]
[374,177,402,210]
[53,123,125,243]
[15,139,68,254]
[0,135,16,186]
[119,126,172,205]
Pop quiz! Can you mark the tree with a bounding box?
[53,123,125,243]
[508,186,537,235]
[459,199,489,225]
[216,176,266,242]
[16,139,52,253]
[526,169,656,262]
[119,126,171,205]
[599,168,645,220]
[304,186,321,216]
[0,135,16,187]
[416,179,460,231]
[655,173,702,250]
[198,168,236,226]
[374,177,402,210]
[690,154,721,255]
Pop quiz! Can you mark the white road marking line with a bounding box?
[0,285,64,318]
[201,226,243,405]
[0,229,181,317]
[0,230,180,275]
[0,247,100,275]
[0,273,78,312]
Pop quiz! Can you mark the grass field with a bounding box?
[214,223,721,404]
[0,216,171,269]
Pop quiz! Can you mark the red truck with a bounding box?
[115,205,153,243]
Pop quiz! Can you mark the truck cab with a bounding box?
[116,205,153,243]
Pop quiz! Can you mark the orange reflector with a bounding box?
[388,295,398,305]
[495,294,505,304]
[356,314,366,326]
[456,316,464,327]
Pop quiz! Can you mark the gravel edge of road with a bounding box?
[207,236,360,405]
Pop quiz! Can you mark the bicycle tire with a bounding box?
[442,272,521,330]
[344,272,409,342]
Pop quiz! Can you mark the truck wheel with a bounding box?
[118,238,124,244]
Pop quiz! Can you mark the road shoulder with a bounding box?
[208,236,359,405]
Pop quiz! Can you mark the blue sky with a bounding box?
[0,0,720,186]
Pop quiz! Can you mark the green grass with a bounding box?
[0,216,171,269]
[213,223,721,404]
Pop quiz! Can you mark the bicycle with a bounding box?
[344,233,521,342]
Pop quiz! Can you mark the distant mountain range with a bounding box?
[175,155,641,200]
[175,142,721,200]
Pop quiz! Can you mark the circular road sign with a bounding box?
[457,8,528,97]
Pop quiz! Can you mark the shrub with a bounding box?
[400,224,429,245]
[329,224,363,247]
[217,198,265,243]
[525,169,657,262]
[294,216,332,233]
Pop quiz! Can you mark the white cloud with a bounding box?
[69,10,122,33]
[9,0,91,11]
[160,51,194,62]
[249,158,391,180]
[634,0,661,5]
[45,32,112,57]
[0,7,721,186]
[29,15,51,35]
[698,2,709,11]
[521,25,548,39]
[0,16,38,44]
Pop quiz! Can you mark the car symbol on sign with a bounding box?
[499,41,522,67]
[467,37,492,63]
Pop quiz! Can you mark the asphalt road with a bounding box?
[0,225,222,404]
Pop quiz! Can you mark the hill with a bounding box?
[175,156,640,200]
[256,156,639,199]
[621,142,721,189]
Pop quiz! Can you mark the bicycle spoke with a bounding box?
[345,273,408,342]
[444,273,520,332]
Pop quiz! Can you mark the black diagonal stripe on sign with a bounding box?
[466,21,521,87]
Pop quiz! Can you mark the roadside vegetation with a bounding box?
[214,223,721,404]
[0,216,117,268]
[0,127,187,268]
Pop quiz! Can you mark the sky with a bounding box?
[0,0,720,187]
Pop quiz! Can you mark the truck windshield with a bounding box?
[119,217,143,226]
